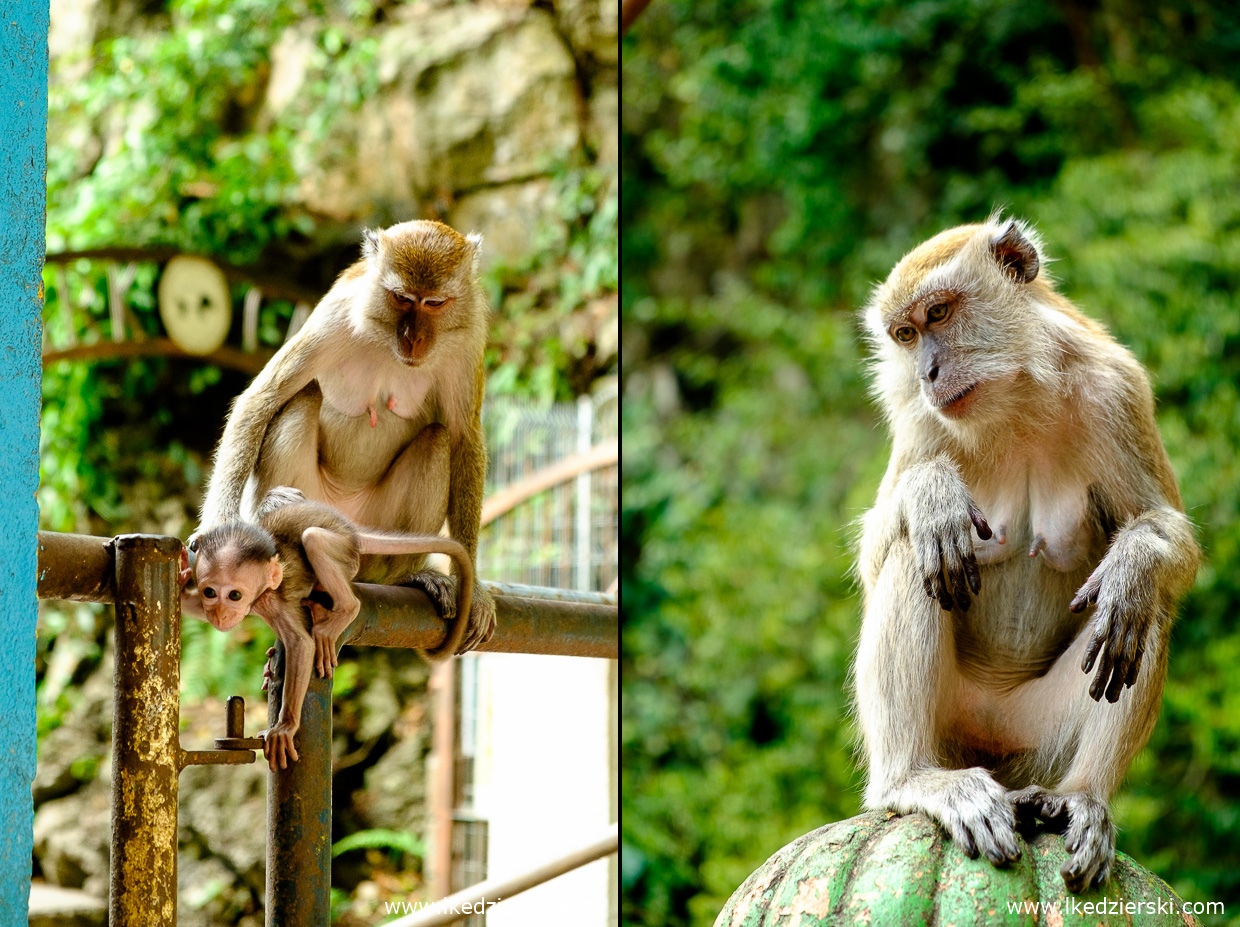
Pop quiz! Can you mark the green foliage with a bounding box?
[331,828,425,860]
[180,617,276,702]
[623,2,1240,925]
[486,164,620,401]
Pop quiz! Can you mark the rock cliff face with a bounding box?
[49,0,617,266]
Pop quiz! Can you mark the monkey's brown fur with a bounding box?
[197,219,495,663]
[854,216,1198,892]
[185,487,473,770]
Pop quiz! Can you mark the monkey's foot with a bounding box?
[882,766,1021,866]
[400,571,496,655]
[461,583,497,652]
[401,569,459,619]
[1011,786,1113,892]
[259,723,300,771]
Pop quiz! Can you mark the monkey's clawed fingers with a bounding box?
[1009,785,1069,836]
[259,726,299,772]
[312,629,339,679]
[1068,574,1102,613]
[968,502,992,541]
[1060,794,1114,893]
[1081,611,1146,703]
[935,776,1021,866]
[920,536,982,613]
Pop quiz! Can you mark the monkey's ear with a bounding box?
[362,228,382,260]
[465,232,483,273]
[268,556,284,592]
[990,221,1040,283]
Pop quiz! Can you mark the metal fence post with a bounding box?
[266,642,334,927]
[110,534,182,927]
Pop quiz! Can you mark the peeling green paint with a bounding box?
[715,812,1202,927]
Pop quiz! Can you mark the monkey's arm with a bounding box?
[1071,503,1198,702]
[255,597,314,770]
[860,454,990,611]
[441,373,495,653]
[1069,376,1200,702]
[198,326,329,528]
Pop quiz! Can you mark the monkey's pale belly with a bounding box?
[954,553,1093,679]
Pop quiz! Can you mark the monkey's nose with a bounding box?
[926,365,940,382]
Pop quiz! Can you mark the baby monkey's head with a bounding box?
[188,522,283,631]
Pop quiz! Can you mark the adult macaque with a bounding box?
[854,217,1198,891]
[182,487,473,770]
[196,220,495,655]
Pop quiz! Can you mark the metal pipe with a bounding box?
[481,580,615,607]
[36,531,114,602]
[265,642,334,927]
[383,824,619,927]
[34,534,619,655]
[109,534,182,927]
[346,585,617,659]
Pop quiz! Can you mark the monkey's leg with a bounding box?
[301,527,362,678]
[1005,618,1169,892]
[856,550,1021,866]
[249,384,326,517]
[353,423,450,583]
[354,423,481,655]
[445,418,496,652]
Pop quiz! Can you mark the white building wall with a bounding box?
[470,651,613,927]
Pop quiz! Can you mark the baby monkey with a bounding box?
[181,487,473,770]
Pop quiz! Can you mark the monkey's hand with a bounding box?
[1071,555,1156,703]
[304,600,349,678]
[897,461,991,612]
[259,721,299,771]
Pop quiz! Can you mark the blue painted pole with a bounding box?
[0,2,49,922]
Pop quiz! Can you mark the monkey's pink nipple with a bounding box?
[387,395,397,411]
[368,405,378,428]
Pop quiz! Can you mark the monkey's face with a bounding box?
[865,219,1045,427]
[358,221,482,368]
[194,553,282,631]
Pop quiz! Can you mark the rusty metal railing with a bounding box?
[35,531,618,927]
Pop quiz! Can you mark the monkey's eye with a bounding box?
[926,303,951,324]
[393,293,415,310]
[203,587,217,599]
[424,297,446,308]
[893,326,917,344]
[229,590,244,602]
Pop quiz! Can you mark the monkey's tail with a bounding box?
[356,532,474,658]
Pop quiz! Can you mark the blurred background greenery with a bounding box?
[621,2,1240,925]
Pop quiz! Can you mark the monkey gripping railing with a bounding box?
[35,531,618,927]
